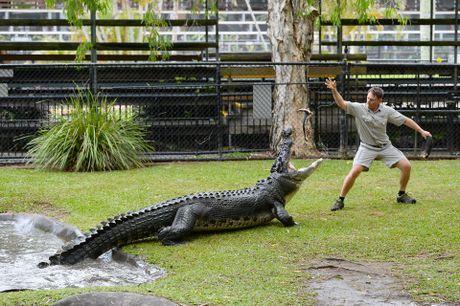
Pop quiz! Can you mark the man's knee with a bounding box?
[396,159,411,172]
[349,165,365,177]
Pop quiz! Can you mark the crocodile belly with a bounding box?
[193,212,274,232]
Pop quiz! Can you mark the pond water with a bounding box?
[0,214,164,292]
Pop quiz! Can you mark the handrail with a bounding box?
[321,41,460,47]
[320,18,460,26]
[0,19,218,27]
[0,42,217,51]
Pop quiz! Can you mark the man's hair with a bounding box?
[368,87,384,99]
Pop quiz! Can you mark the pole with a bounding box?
[90,7,97,95]
[205,0,209,60]
[429,0,433,62]
[215,0,219,61]
[319,0,322,55]
[216,61,222,159]
[455,0,458,64]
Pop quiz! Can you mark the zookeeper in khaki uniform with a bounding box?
[325,78,432,211]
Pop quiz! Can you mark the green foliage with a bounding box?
[321,0,405,25]
[143,8,172,61]
[45,0,111,26]
[329,0,343,25]
[353,0,377,23]
[26,91,153,172]
[296,0,318,19]
[75,41,92,62]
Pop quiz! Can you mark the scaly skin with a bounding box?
[41,129,323,266]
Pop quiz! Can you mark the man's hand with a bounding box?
[325,78,337,91]
[325,78,347,110]
[420,130,432,139]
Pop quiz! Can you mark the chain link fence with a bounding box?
[0,62,459,163]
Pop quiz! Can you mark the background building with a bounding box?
[0,0,459,62]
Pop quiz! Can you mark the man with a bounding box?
[325,78,432,211]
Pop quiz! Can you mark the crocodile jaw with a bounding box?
[294,158,323,180]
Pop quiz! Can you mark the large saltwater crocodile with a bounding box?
[40,129,322,267]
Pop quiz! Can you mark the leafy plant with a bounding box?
[26,91,153,172]
[321,0,405,25]
[45,0,111,26]
[75,41,92,62]
[143,8,172,61]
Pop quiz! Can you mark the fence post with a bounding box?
[339,61,348,158]
[90,7,97,95]
[415,67,421,155]
[216,62,222,159]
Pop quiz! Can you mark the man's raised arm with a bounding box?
[325,78,347,111]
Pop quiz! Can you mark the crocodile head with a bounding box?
[269,127,323,198]
[269,158,323,204]
[277,158,323,186]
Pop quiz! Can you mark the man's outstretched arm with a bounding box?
[325,78,347,111]
[403,118,432,139]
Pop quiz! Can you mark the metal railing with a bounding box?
[0,62,459,162]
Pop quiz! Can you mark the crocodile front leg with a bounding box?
[158,205,198,245]
[272,201,296,227]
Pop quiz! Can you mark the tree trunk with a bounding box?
[267,0,319,157]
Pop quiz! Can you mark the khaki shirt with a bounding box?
[346,102,407,147]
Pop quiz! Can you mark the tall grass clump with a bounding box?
[26,91,153,172]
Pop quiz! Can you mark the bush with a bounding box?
[26,91,153,172]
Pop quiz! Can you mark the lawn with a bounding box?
[0,159,459,305]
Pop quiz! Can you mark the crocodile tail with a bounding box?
[42,205,174,266]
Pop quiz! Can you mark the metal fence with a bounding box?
[0,62,459,162]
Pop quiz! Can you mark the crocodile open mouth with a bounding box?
[291,159,323,181]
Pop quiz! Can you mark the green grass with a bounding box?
[0,159,459,305]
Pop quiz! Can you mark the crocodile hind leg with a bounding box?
[158,205,198,245]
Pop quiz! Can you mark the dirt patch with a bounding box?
[31,200,69,219]
[305,258,417,305]
[0,200,68,220]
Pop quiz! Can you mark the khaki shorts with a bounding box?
[353,143,406,171]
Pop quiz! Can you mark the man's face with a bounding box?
[367,92,382,110]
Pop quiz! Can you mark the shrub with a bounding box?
[26,91,153,172]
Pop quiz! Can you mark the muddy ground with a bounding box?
[306,258,417,305]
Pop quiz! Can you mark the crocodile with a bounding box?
[40,128,322,267]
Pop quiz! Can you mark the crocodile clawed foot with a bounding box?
[157,226,171,240]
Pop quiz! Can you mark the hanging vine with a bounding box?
[46,0,217,62]
[143,4,171,61]
[45,0,111,26]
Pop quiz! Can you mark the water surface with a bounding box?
[0,214,164,292]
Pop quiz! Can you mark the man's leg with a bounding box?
[394,158,411,192]
[393,158,416,203]
[382,144,417,204]
[331,164,365,211]
[340,164,365,197]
